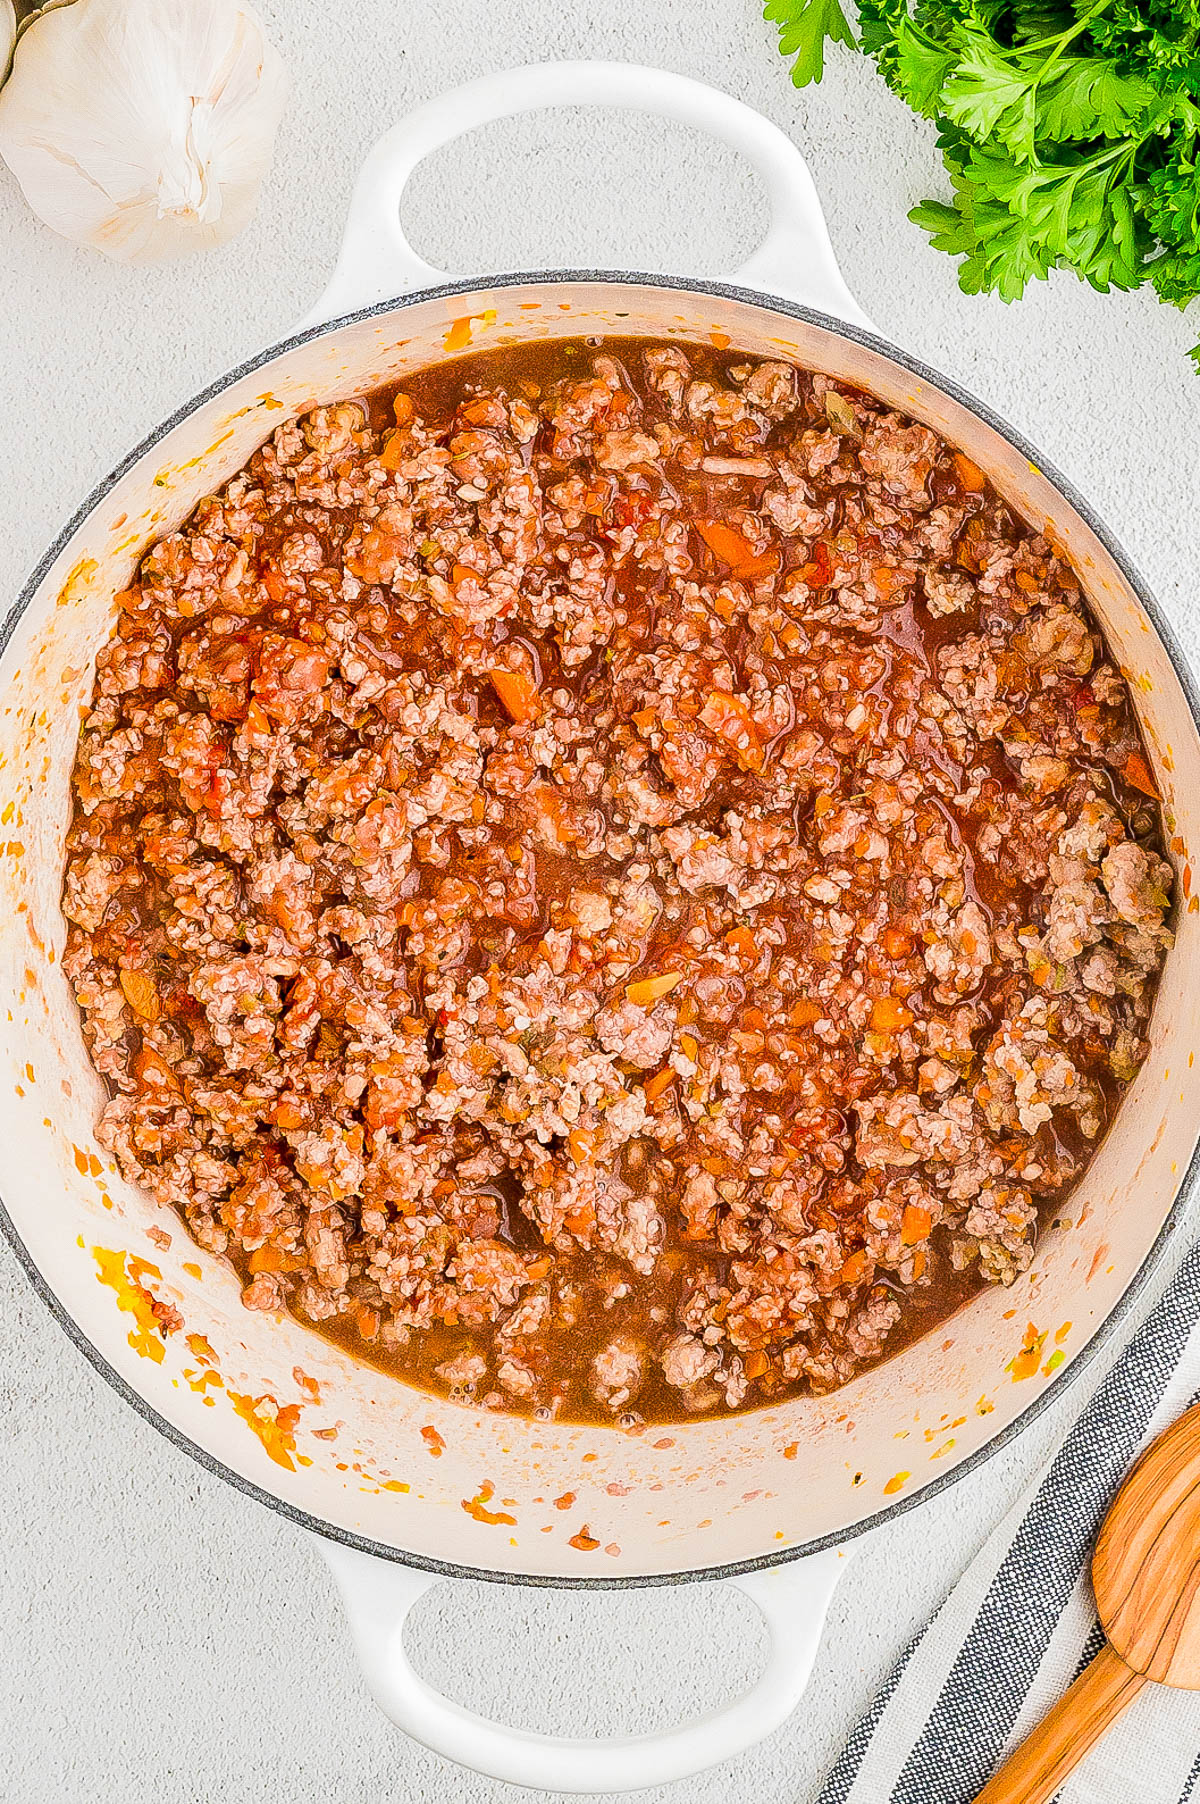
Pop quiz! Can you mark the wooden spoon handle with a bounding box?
[972,1643,1146,1804]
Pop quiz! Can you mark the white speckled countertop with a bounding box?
[3,3,1198,1799]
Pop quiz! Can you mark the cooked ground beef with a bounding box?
[62,337,1173,1424]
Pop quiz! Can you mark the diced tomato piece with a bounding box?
[612,491,655,529]
[800,540,833,587]
[1122,749,1160,798]
[699,690,765,772]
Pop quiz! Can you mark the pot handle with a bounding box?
[314,1534,847,1793]
[300,61,871,331]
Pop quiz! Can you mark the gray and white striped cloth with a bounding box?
[818,1240,1200,1804]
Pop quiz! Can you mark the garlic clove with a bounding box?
[0,0,288,263]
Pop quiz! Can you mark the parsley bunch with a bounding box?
[766,0,1200,361]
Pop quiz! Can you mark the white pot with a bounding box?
[5,61,1199,1793]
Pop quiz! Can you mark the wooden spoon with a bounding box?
[974,1397,1200,1803]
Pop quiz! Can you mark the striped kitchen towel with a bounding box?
[818,1239,1200,1804]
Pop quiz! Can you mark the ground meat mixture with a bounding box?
[62,337,1173,1424]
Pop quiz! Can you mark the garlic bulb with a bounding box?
[0,0,288,262]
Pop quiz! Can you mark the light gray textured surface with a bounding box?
[1,4,1198,1800]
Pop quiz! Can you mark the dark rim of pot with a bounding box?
[2,269,1198,1592]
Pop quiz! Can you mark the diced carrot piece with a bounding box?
[839,1249,869,1286]
[911,1248,927,1281]
[392,392,415,425]
[695,518,757,567]
[693,518,779,580]
[567,1127,596,1165]
[133,1046,177,1090]
[873,564,908,600]
[120,968,161,1021]
[790,998,822,1026]
[354,1305,381,1340]
[261,565,287,603]
[626,972,684,1006]
[1122,749,1160,798]
[954,452,987,492]
[871,995,914,1032]
[526,1256,552,1280]
[632,706,658,732]
[725,925,758,962]
[744,1350,769,1379]
[643,1066,677,1102]
[1012,569,1041,592]
[736,549,781,580]
[380,432,407,472]
[901,1204,933,1246]
[488,667,541,723]
[248,1246,284,1273]
[883,926,914,960]
[743,1006,770,1032]
[564,1204,596,1237]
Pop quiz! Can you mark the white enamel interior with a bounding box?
[4,278,1198,1582]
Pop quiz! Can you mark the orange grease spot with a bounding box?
[228,1392,301,1471]
[1008,1322,1047,1381]
[92,1246,166,1363]
[462,1481,516,1526]
[883,1471,910,1495]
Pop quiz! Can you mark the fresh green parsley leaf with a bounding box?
[939,28,1041,155]
[764,0,857,88]
[767,0,1200,362]
[1037,58,1158,141]
[891,17,961,115]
